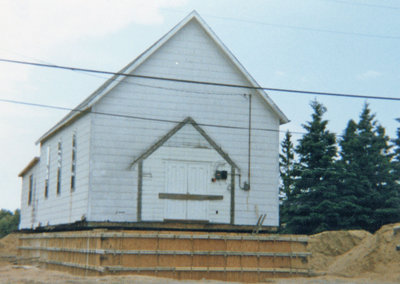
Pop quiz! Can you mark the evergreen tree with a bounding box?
[338,104,400,232]
[392,119,400,182]
[279,130,295,201]
[281,100,338,234]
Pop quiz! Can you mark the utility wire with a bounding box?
[0,97,306,135]
[0,48,241,97]
[1,58,400,102]
[321,0,400,10]
[162,9,400,40]
[207,14,400,40]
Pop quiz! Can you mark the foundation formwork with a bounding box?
[18,230,310,282]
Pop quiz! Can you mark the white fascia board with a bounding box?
[192,12,289,124]
[87,10,289,124]
[36,12,200,144]
[86,11,202,107]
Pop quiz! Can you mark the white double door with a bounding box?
[164,161,209,221]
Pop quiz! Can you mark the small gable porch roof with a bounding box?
[129,117,239,171]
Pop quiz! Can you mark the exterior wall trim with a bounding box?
[128,117,239,171]
[131,117,239,224]
[137,161,143,222]
[18,157,40,177]
[230,166,235,225]
[159,193,223,201]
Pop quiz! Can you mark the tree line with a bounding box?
[0,209,20,238]
[280,101,400,234]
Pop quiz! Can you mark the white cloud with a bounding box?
[0,0,188,210]
[0,0,187,54]
[274,70,285,77]
[0,0,188,105]
[357,70,382,80]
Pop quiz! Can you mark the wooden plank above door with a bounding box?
[159,193,223,201]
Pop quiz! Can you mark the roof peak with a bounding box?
[174,10,206,29]
[188,9,200,17]
[36,10,288,144]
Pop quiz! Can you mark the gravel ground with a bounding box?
[0,261,397,284]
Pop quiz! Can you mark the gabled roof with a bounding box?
[37,10,288,144]
[18,157,40,177]
[129,117,239,170]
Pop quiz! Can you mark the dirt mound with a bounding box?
[0,233,19,257]
[308,229,371,272]
[328,223,400,281]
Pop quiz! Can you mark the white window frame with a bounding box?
[71,133,77,192]
[44,146,50,199]
[56,140,62,195]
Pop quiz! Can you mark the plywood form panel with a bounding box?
[158,238,192,251]
[17,231,310,282]
[121,238,159,251]
[122,254,158,267]
[158,255,192,267]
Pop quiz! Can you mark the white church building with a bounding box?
[19,11,288,231]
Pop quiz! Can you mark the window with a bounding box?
[44,146,50,199]
[56,141,62,195]
[71,134,76,192]
[28,174,33,205]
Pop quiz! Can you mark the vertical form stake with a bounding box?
[248,93,252,189]
[137,161,143,222]
[230,167,235,224]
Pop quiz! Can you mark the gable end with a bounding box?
[36,11,288,145]
[129,117,239,170]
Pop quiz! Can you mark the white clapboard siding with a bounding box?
[89,19,280,226]
[19,114,92,229]
[20,14,284,228]
[19,164,39,229]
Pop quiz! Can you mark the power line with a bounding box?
[1,58,400,102]
[162,9,400,40]
[0,97,306,135]
[208,14,400,40]
[321,0,400,10]
[0,49,240,97]
[89,73,242,97]
[3,96,393,178]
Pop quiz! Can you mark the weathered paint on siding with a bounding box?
[20,16,283,228]
[141,144,231,223]
[19,165,39,229]
[89,20,280,226]
[20,114,92,229]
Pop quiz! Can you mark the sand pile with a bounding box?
[327,223,400,280]
[0,233,18,257]
[307,229,371,272]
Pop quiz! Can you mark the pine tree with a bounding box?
[279,131,295,201]
[295,100,337,189]
[281,100,338,234]
[338,104,400,232]
[392,120,400,182]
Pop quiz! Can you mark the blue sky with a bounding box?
[1,0,399,210]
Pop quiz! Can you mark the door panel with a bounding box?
[164,161,210,221]
[165,162,187,220]
[187,164,208,220]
